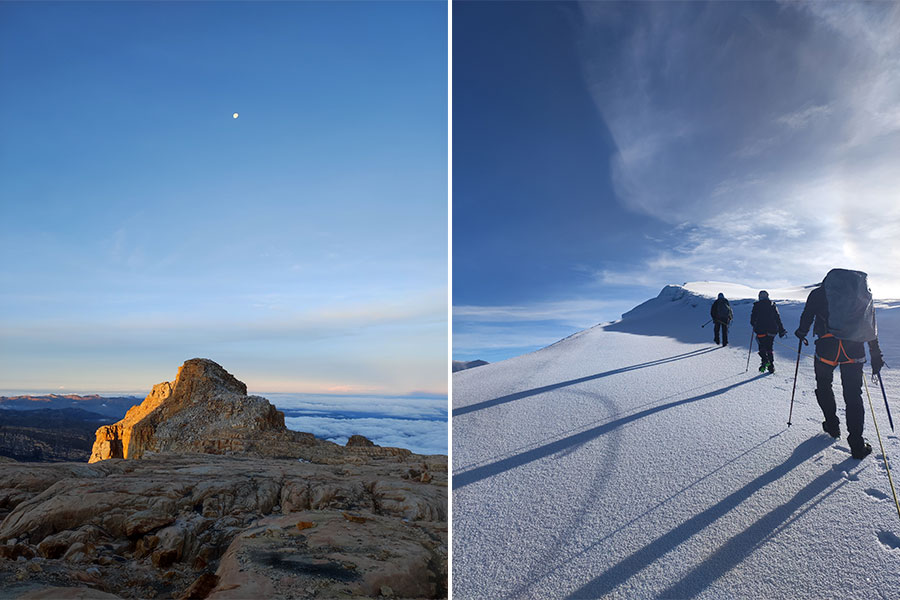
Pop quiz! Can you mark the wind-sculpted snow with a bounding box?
[453,283,900,599]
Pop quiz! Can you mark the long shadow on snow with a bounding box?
[452,347,719,418]
[657,458,850,599]
[503,431,783,600]
[453,373,765,490]
[564,436,838,599]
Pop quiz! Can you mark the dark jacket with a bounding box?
[751,299,786,335]
[797,285,881,363]
[711,297,733,324]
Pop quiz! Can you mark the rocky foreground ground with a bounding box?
[0,359,447,599]
[0,452,447,599]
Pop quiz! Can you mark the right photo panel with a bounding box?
[452,2,900,599]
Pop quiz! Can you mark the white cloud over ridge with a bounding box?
[273,392,447,455]
[265,392,447,420]
[284,415,447,456]
[577,2,900,297]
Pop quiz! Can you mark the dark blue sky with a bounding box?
[454,1,659,307]
[453,2,668,361]
[453,1,900,362]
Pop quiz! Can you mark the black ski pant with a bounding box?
[757,334,774,365]
[714,321,728,345]
[814,359,865,448]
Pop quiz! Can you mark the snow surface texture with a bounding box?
[453,282,900,599]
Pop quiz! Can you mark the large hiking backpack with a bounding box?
[713,298,732,322]
[823,268,877,342]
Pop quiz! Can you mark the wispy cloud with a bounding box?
[776,103,832,130]
[453,297,637,360]
[454,299,623,326]
[1,289,447,346]
[0,289,448,394]
[576,1,900,297]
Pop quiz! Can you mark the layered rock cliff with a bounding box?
[89,358,408,464]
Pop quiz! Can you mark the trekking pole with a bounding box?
[877,373,895,431]
[787,337,808,427]
[863,376,900,522]
[701,318,713,328]
[745,330,754,372]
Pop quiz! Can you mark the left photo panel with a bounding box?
[0,1,448,598]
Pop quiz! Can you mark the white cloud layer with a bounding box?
[284,415,447,456]
[273,392,447,455]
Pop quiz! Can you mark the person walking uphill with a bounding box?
[795,269,886,459]
[751,290,787,373]
[711,293,733,346]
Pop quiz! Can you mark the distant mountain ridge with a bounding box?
[0,394,139,419]
[452,359,489,373]
[0,407,116,462]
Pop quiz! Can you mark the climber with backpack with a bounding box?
[711,293,733,346]
[751,290,787,373]
[794,269,886,459]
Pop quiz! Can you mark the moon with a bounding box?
[233,112,239,119]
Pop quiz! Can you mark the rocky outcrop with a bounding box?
[346,435,376,447]
[89,359,410,464]
[0,453,447,599]
[2,359,446,598]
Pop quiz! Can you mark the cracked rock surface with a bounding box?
[0,453,447,598]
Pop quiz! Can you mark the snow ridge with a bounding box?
[453,282,900,599]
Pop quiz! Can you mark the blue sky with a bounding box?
[453,1,900,363]
[0,1,447,394]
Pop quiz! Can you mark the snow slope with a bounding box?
[452,283,900,599]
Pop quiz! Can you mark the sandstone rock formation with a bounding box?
[90,358,410,464]
[1,359,447,598]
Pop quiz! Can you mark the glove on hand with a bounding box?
[794,328,807,340]
[871,353,885,376]
[779,330,786,338]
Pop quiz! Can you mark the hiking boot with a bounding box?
[714,338,720,345]
[722,341,728,347]
[759,362,767,373]
[851,442,873,460]
[822,421,840,438]
[767,363,774,374]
